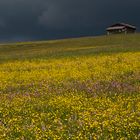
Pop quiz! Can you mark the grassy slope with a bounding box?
[0,34,140,139]
[0,34,140,61]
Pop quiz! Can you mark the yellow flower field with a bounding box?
[0,34,140,139]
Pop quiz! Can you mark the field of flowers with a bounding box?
[0,34,140,139]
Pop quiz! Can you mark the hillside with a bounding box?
[0,34,140,139]
[0,34,140,61]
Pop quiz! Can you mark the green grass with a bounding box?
[0,34,140,61]
[0,34,140,139]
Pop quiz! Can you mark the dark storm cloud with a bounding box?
[0,0,139,41]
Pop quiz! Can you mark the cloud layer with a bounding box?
[0,0,139,41]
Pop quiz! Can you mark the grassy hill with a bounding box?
[0,34,140,61]
[0,34,140,139]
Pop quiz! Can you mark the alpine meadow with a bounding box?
[0,34,140,139]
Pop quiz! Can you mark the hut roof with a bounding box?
[119,23,136,29]
[107,26,125,31]
[106,23,136,31]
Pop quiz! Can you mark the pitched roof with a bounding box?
[107,26,125,31]
[118,23,136,29]
[106,23,136,31]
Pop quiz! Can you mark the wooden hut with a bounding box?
[106,23,136,35]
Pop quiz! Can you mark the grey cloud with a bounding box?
[39,0,96,30]
[39,0,140,30]
[0,19,5,27]
[0,0,139,41]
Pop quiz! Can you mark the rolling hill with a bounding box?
[0,34,140,139]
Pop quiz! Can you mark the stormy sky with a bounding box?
[0,0,139,42]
